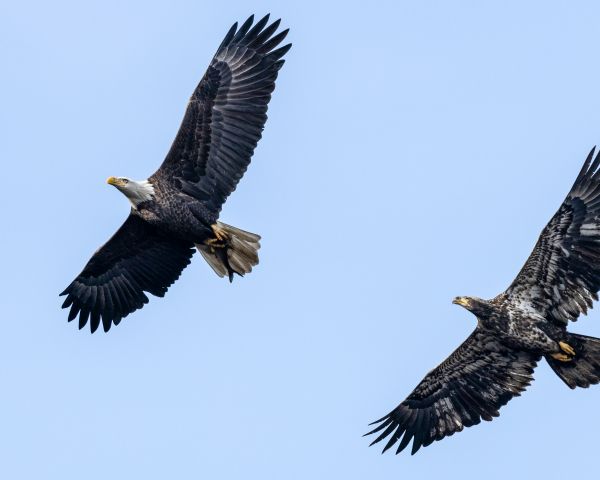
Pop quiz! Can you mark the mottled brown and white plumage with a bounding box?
[366,147,600,455]
[60,15,291,333]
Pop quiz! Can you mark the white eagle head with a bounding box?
[107,176,155,208]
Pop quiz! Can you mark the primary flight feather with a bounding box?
[60,14,291,333]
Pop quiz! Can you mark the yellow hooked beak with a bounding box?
[107,176,120,186]
[452,297,470,308]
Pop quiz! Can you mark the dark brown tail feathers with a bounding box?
[546,333,600,389]
[196,222,261,282]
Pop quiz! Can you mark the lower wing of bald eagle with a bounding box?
[60,15,290,333]
[60,215,195,333]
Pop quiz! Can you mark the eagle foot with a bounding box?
[551,352,573,362]
[204,238,226,250]
[559,341,576,357]
[211,224,229,242]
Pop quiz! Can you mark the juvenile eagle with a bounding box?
[366,147,600,455]
[60,15,291,333]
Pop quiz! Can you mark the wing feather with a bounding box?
[503,147,600,325]
[365,328,539,455]
[153,15,291,214]
[60,214,194,333]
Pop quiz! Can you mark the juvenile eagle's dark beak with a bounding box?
[453,297,470,308]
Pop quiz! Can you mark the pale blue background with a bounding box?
[2,1,600,478]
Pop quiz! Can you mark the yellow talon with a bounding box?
[559,341,576,356]
[551,352,573,362]
[205,238,225,249]
[211,224,227,242]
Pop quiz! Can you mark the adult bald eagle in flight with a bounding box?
[366,147,600,455]
[60,15,291,333]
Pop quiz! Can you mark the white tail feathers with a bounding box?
[196,222,261,281]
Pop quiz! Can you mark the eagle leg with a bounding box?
[204,238,226,253]
[205,224,230,250]
[558,341,576,356]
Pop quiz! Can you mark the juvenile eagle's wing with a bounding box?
[365,328,539,455]
[60,214,194,333]
[503,147,600,325]
[153,14,291,214]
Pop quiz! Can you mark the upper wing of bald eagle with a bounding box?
[365,328,539,455]
[60,214,195,333]
[153,14,291,214]
[503,147,600,326]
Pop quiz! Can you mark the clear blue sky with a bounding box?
[3,1,600,478]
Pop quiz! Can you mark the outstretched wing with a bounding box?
[60,214,194,333]
[503,147,600,326]
[153,14,291,214]
[365,328,539,455]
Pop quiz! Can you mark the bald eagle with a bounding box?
[60,15,291,333]
[366,147,600,455]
